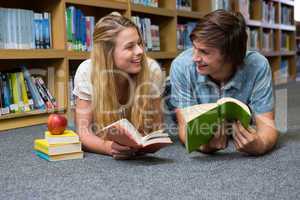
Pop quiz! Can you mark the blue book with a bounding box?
[43,12,51,49]
[1,73,12,109]
[21,66,46,110]
[80,14,86,51]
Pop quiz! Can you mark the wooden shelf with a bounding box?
[176,10,202,19]
[260,23,279,29]
[275,0,294,6]
[0,49,66,59]
[261,51,296,57]
[296,37,300,40]
[131,4,175,17]
[0,108,66,131]
[146,51,177,59]
[246,19,262,27]
[280,24,296,31]
[260,51,281,57]
[64,0,127,10]
[280,51,297,56]
[67,51,90,60]
[0,108,66,120]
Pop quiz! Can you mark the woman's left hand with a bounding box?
[232,121,265,155]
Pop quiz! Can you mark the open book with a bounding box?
[103,119,172,154]
[176,97,252,153]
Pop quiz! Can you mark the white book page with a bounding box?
[180,103,218,123]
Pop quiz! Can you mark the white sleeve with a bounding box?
[72,60,93,101]
[147,57,165,97]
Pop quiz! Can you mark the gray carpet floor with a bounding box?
[0,82,300,200]
[0,126,299,200]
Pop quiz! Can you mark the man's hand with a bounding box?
[232,121,265,155]
[199,123,229,154]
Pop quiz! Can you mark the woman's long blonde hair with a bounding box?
[91,13,154,135]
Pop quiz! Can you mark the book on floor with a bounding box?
[34,139,82,155]
[34,150,83,161]
[176,97,252,153]
[44,129,79,144]
[103,118,173,154]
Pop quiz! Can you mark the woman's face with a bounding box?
[113,27,144,74]
[192,39,233,81]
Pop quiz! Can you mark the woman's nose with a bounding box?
[135,44,144,55]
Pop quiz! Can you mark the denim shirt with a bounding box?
[169,48,274,115]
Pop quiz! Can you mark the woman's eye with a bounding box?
[126,45,134,49]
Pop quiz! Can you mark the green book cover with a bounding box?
[177,97,252,153]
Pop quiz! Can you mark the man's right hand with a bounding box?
[198,122,229,154]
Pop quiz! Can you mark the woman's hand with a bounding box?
[232,121,265,155]
[106,141,138,160]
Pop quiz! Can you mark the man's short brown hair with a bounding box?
[190,9,247,68]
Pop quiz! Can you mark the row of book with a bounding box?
[247,28,259,51]
[261,0,276,24]
[274,59,289,85]
[176,22,197,50]
[65,6,95,52]
[0,8,52,49]
[69,73,75,109]
[281,5,294,25]
[34,130,83,161]
[131,0,158,7]
[281,32,292,51]
[296,56,300,82]
[247,28,293,52]
[262,30,275,52]
[131,16,160,51]
[0,67,57,116]
[176,0,192,11]
[211,0,232,11]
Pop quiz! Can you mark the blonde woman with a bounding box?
[73,13,164,159]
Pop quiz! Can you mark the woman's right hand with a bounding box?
[106,141,138,160]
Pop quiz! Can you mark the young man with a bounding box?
[169,10,278,155]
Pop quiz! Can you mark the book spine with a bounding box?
[34,77,54,110]
[22,66,46,110]
[36,77,57,108]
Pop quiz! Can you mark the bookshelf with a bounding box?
[234,0,297,85]
[0,0,297,131]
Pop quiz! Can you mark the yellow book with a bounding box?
[34,150,83,161]
[18,72,30,111]
[34,139,82,155]
[45,130,79,144]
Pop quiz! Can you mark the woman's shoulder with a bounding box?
[76,59,92,75]
[147,57,161,73]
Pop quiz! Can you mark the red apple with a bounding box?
[47,114,68,135]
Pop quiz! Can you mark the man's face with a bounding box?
[192,40,229,80]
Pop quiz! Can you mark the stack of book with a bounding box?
[33,130,83,161]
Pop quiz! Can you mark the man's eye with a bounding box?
[201,50,209,55]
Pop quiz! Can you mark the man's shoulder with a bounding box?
[244,51,269,69]
[171,48,194,73]
[174,48,193,63]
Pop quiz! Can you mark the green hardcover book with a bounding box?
[176,97,252,153]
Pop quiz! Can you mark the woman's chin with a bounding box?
[127,66,141,74]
